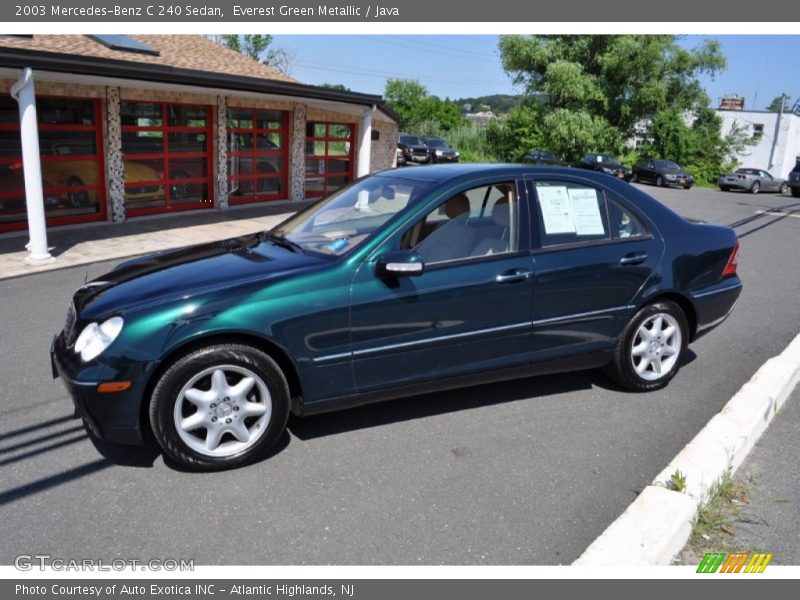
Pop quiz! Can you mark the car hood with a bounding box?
[402,144,429,152]
[74,234,329,319]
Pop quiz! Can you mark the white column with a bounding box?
[357,105,375,178]
[354,105,375,211]
[11,68,52,262]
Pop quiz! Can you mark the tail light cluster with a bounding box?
[722,240,740,278]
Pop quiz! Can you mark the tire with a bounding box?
[683,184,692,190]
[607,300,688,392]
[792,188,800,198]
[779,183,788,195]
[750,181,760,194]
[631,173,639,184]
[719,186,729,192]
[169,170,192,200]
[149,344,290,471]
[656,176,664,187]
[67,176,91,207]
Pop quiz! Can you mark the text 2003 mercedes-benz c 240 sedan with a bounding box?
[52,165,742,470]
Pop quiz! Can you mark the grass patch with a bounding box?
[678,470,753,564]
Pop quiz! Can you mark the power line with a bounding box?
[358,35,497,64]
[294,61,503,88]
[295,58,495,85]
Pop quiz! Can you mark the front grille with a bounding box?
[64,304,77,344]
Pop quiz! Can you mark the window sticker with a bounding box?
[328,238,350,252]
[537,186,576,234]
[567,188,606,235]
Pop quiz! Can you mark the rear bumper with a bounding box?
[691,277,743,339]
[51,333,150,445]
[718,179,750,190]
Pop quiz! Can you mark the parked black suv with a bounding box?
[577,153,632,181]
[632,159,694,189]
[522,149,567,166]
[788,158,800,198]
[398,134,431,164]
[421,136,460,163]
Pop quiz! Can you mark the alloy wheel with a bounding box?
[173,365,272,457]
[630,313,682,381]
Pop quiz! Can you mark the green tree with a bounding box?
[219,34,293,74]
[385,78,465,132]
[766,95,792,113]
[493,35,726,163]
[319,83,351,91]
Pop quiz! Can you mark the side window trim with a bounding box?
[390,178,529,267]
[525,175,654,251]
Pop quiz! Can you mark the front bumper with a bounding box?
[51,332,151,445]
[718,177,751,190]
[665,176,694,187]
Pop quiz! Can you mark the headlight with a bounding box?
[666,173,677,179]
[74,316,124,362]
[455,151,460,157]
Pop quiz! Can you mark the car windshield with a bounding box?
[655,160,681,170]
[598,155,621,165]
[400,135,423,145]
[272,174,435,256]
[424,138,448,148]
[542,152,559,160]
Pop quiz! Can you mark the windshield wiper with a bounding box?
[260,232,305,254]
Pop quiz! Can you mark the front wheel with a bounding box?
[792,188,800,198]
[656,176,664,187]
[607,301,688,392]
[779,183,788,195]
[631,173,639,183]
[149,344,290,471]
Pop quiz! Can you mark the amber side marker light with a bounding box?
[97,381,133,393]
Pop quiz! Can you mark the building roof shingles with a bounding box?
[0,34,297,83]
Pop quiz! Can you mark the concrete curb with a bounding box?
[573,331,800,566]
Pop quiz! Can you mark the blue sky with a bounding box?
[273,35,799,110]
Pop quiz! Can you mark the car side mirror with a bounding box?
[376,250,425,277]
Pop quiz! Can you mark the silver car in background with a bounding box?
[718,168,789,195]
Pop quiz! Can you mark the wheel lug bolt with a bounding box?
[210,403,216,408]
[233,406,239,411]
[225,418,232,424]
[211,416,217,422]
[224,397,230,402]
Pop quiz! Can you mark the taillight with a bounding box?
[722,240,740,278]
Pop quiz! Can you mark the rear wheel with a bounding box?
[149,344,290,471]
[631,173,639,183]
[779,183,788,195]
[750,181,760,194]
[608,301,688,392]
[719,186,729,192]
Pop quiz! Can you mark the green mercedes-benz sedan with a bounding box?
[52,164,742,470]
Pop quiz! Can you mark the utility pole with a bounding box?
[768,92,788,172]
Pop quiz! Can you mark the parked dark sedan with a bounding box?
[421,136,460,163]
[522,149,567,166]
[717,168,788,194]
[786,160,800,197]
[52,165,742,470]
[397,134,430,164]
[632,159,694,189]
[577,153,632,181]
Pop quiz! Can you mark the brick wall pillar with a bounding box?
[105,86,125,223]
[290,103,307,202]
[216,95,229,209]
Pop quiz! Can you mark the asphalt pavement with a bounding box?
[0,183,798,565]
[723,385,800,564]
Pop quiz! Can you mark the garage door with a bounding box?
[0,96,106,233]
[305,121,355,198]
[121,101,213,216]
[227,108,288,204]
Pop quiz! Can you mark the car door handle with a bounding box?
[495,269,532,284]
[620,252,648,265]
